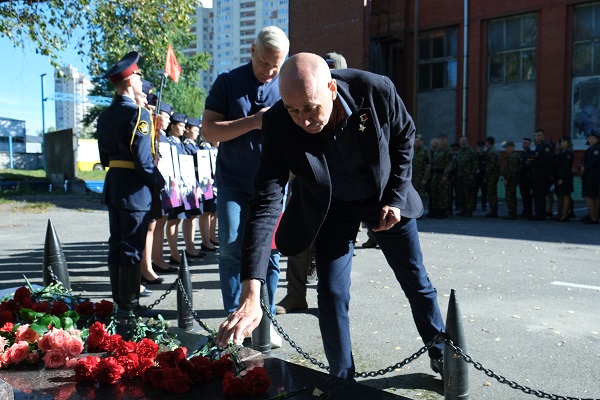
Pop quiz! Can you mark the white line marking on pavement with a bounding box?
[551,281,600,291]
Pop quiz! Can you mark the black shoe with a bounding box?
[152,262,178,274]
[307,266,318,284]
[185,251,205,259]
[362,237,378,248]
[200,244,217,252]
[210,239,220,247]
[141,276,164,285]
[430,357,444,379]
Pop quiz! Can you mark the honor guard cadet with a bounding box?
[97,51,166,316]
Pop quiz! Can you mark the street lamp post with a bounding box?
[41,73,47,170]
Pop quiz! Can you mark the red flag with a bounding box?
[165,44,182,83]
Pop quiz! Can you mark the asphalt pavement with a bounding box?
[0,197,598,400]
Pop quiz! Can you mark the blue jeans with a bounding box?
[217,188,280,315]
[315,197,445,379]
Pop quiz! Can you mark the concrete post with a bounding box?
[252,283,271,355]
[42,219,71,289]
[177,251,194,331]
[444,289,469,399]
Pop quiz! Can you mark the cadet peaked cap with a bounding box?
[141,79,154,95]
[146,93,158,106]
[171,113,187,124]
[160,103,173,115]
[186,118,201,128]
[104,51,141,83]
[323,52,347,69]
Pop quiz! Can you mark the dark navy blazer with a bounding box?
[240,69,422,281]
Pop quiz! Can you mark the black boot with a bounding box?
[118,264,158,318]
[108,263,120,305]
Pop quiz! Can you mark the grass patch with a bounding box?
[78,170,107,180]
[17,202,55,213]
[0,169,47,181]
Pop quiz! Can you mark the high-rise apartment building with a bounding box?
[190,0,288,92]
[54,66,94,134]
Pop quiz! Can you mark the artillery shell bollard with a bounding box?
[252,284,271,355]
[176,251,194,331]
[444,289,469,400]
[42,219,71,289]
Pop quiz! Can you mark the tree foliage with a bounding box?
[1,0,211,131]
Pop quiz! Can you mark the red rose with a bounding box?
[161,367,192,394]
[212,354,234,379]
[0,322,14,332]
[15,324,40,344]
[14,286,31,304]
[155,347,187,368]
[94,300,114,318]
[64,337,84,358]
[186,356,213,383]
[30,301,51,314]
[87,322,109,352]
[6,341,30,364]
[75,301,95,316]
[117,353,140,378]
[243,366,271,395]
[42,348,68,369]
[222,371,248,397]
[0,310,15,325]
[74,356,100,381]
[135,338,159,360]
[112,340,136,357]
[50,301,70,316]
[93,357,124,384]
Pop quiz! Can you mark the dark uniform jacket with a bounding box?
[240,68,421,281]
[583,144,600,179]
[98,95,165,211]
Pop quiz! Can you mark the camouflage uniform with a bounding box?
[504,152,521,218]
[485,147,501,216]
[430,146,454,217]
[412,146,430,200]
[455,146,479,216]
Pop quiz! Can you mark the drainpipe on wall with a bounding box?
[462,0,469,137]
[413,0,419,120]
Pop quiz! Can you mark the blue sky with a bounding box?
[0,36,88,136]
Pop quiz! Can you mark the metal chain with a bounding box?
[177,278,214,334]
[144,279,178,310]
[260,299,440,377]
[442,336,599,400]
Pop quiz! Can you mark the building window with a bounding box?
[418,27,458,91]
[488,14,537,83]
[573,3,600,77]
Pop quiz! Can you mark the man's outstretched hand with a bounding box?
[216,279,263,347]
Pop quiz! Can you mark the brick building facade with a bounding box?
[290,0,600,150]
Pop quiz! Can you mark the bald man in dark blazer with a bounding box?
[218,53,445,380]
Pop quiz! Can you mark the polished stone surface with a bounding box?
[0,353,407,399]
[0,378,14,400]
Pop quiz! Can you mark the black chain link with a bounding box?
[144,279,178,310]
[442,336,598,400]
[260,299,440,377]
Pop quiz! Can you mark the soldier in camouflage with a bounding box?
[412,134,430,204]
[455,136,479,217]
[502,141,521,219]
[429,133,454,218]
[484,136,500,218]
